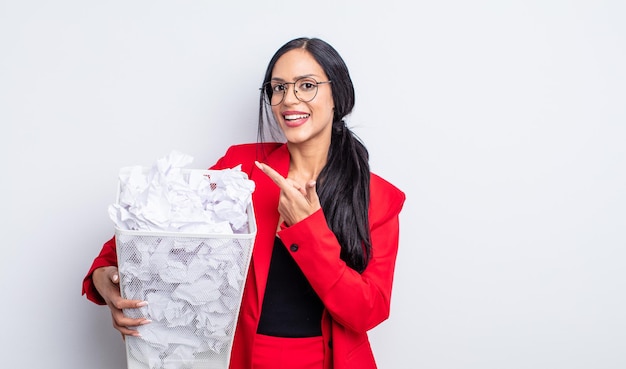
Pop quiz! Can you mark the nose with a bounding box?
[282,83,299,105]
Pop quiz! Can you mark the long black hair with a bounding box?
[258,37,372,273]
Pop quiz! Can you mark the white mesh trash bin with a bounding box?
[113,168,256,369]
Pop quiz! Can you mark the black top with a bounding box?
[256,236,324,337]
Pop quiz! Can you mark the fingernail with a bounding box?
[112,274,119,282]
[140,319,152,325]
[254,161,264,171]
[136,301,148,307]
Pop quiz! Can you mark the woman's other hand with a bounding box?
[92,266,151,338]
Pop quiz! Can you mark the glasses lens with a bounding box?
[262,83,281,106]
[295,78,318,102]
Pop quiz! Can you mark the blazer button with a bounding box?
[289,244,299,252]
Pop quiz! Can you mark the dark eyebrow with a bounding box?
[271,74,320,83]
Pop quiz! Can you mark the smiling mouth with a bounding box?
[284,113,310,121]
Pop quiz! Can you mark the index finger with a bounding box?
[255,161,290,190]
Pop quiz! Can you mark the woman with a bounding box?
[82,37,405,369]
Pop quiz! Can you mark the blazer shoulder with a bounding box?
[211,142,284,174]
[369,173,406,224]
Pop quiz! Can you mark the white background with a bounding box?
[1,1,625,368]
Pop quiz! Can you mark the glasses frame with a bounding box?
[260,77,332,106]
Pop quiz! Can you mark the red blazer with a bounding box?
[82,143,406,369]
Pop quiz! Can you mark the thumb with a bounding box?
[111,270,120,284]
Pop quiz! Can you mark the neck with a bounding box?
[286,142,329,182]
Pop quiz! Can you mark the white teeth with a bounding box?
[284,114,309,120]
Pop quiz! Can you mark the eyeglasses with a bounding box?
[260,77,332,106]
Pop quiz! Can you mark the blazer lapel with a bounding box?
[249,144,290,314]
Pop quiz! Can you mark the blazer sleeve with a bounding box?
[81,236,118,305]
[277,174,406,333]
